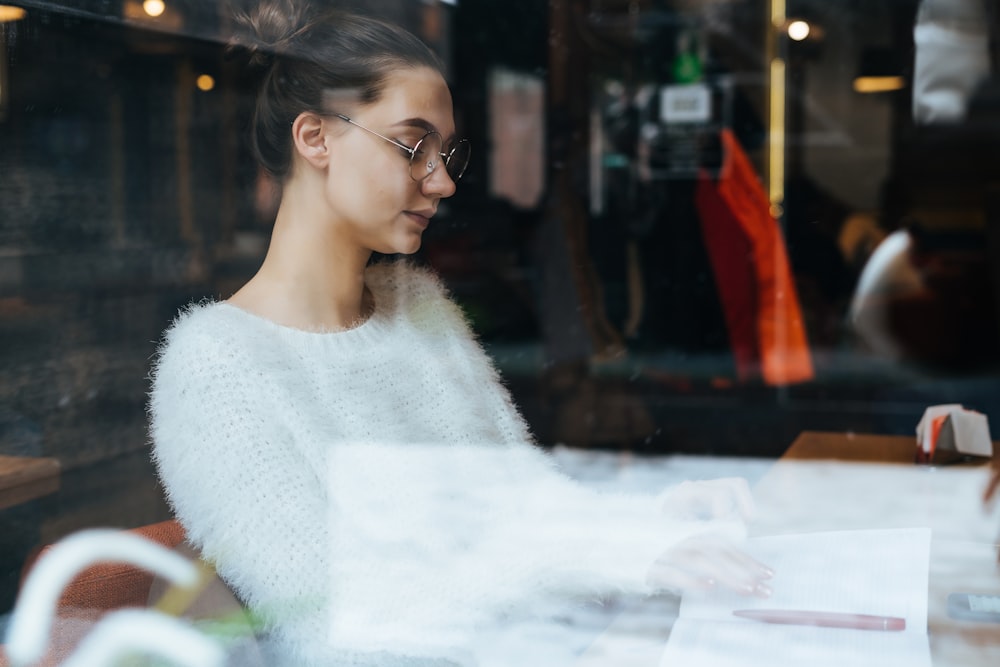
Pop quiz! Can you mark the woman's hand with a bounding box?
[660,477,756,523]
[646,533,774,597]
[651,478,770,596]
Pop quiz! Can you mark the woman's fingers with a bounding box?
[703,544,774,597]
[648,557,772,598]
[647,534,774,597]
[648,565,719,594]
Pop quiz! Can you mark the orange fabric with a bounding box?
[929,414,949,457]
[696,170,760,381]
[21,520,186,610]
[3,520,186,667]
[696,129,814,385]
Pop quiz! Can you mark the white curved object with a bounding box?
[4,528,200,667]
[913,0,991,123]
[60,609,225,667]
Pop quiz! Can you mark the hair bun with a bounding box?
[228,0,312,70]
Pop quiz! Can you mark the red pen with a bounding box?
[733,609,906,631]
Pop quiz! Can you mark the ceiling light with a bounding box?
[853,76,905,94]
[0,5,27,22]
[787,20,810,41]
[196,74,215,92]
[143,0,165,18]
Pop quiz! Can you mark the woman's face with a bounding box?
[322,66,458,256]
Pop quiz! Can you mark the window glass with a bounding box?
[2,0,999,652]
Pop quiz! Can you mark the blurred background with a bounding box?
[1,0,999,613]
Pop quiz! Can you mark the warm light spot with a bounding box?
[143,0,165,18]
[0,5,27,22]
[853,76,905,93]
[768,58,786,208]
[710,377,734,390]
[196,74,215,92]
[787,20,810,41]
[770,0,786,27]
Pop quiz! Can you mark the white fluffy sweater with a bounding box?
[149,261,711,666]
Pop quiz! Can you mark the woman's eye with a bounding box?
[394,140,419,157]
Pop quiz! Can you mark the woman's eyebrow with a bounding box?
[392,117,456,141]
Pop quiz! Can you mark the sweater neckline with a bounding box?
[213,264,395,340]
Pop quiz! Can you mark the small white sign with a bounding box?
[661,84,712,124]
[916,403,993,458]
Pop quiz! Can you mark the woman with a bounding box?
[149,2,773,664]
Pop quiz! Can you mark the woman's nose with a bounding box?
[422,161,457,199]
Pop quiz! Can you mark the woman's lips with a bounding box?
[404,211,433,229]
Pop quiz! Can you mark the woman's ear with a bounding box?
[291,112,330,169]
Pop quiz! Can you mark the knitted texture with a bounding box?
[149,261,709,666]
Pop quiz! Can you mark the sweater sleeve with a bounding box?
[395,263,536,447]
[395,266,727,597]
[148,314,330,661]
[488,446,734,599]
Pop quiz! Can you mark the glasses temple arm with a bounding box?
[333,113,415,155]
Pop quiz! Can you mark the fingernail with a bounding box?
[755,582,772,598]
[761,566,775,579]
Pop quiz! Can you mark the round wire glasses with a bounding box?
[334,113,471,183]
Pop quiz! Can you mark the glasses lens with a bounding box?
[445,140,471,182]
[409,132,444,181]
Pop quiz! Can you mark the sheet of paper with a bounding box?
[679,527,931,629]
[661,618,932,667]
[660,527,932,667]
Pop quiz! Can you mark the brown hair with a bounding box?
[230,0,445,178]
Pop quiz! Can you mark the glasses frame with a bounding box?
[333,113,469,182]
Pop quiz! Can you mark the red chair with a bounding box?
[1,520,186,667]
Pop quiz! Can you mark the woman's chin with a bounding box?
[371,229,425,256]
[395,234,424,255]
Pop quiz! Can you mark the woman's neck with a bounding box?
[228,189,374,332]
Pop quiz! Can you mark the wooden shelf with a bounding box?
[0,455,61,511]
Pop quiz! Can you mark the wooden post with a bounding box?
[544,0,625,363]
